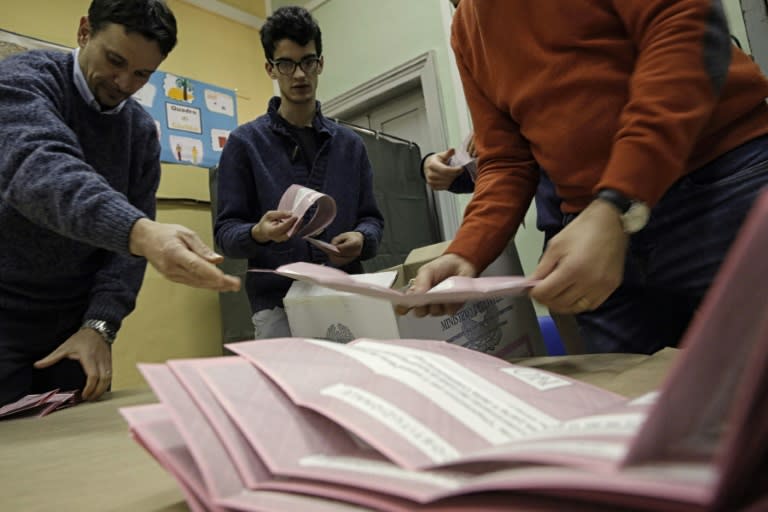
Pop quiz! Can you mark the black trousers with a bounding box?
[0,306,87,406]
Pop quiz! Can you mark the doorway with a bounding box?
[322,52,463,241]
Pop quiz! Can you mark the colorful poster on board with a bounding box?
[133,72,238,169]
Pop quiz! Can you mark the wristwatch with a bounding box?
[82,319,118,345]
[595,188,650,233]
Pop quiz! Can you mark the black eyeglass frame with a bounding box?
[269,55,322,76]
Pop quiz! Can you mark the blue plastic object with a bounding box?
[538,315,566,355]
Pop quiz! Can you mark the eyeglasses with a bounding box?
[269,56,321,76]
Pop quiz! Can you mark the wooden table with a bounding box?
[0,348,679,511]
[0,389,187,512]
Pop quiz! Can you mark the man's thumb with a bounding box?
[34,348,66,369]
[436,147,455,162]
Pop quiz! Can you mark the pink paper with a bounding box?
[228,338,630,471]
[138,363,243,509]
[167,358,272,489]
[195,356,446,505]
[121,191,768,512]
[0,389,79,419]
[120,404,214,512]
[121,403,372,512]
[250,261,534,307]
[278,184,340,255]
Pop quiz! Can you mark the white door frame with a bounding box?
[322,51,461,239]
[741,0,768,75]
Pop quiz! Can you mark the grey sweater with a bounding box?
[0,50,160,329]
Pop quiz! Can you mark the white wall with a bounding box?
[724,0,751,52]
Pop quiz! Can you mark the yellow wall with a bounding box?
[1,0,273,388]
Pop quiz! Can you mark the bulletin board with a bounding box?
[133,72,238,169]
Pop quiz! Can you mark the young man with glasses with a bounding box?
[214,6,384,339]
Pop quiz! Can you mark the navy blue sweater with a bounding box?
[0,50,160,329]
[214,97,384,313]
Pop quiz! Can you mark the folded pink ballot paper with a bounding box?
[250,261,534,307]
[0,389,80,419]
[278,184,340,255]
[121,190,768,511]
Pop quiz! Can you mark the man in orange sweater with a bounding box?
[406,0,768,353]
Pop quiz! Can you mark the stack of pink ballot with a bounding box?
[121,192,768,511]
[277,184,340,255]
[0,390,80,419]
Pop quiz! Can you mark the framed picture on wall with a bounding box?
[0,28,70,61]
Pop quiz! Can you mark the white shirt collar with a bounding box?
[72,48,127,115]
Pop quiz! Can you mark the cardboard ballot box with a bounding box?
[284,242,547,359]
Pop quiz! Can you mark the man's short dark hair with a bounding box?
[88,0,178,56]
[260,6,322,61]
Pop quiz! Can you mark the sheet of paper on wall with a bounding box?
[278,184,340,255]
[0,390,80,420]
[119,190,768,511]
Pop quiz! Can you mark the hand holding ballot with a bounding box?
[446,132,478,183]
[250,260,533,308]
[269,184,342,255]
[395,252,479,316]
[250,210,298,243]
[326,230,365,266]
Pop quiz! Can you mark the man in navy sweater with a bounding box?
[215,6,384,339]
[0,0,240,406]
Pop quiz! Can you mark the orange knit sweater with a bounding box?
[449,0,768,272]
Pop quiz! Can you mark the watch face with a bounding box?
[623,202,651,233]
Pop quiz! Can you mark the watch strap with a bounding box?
[82,319,117,345]
[596,188,632,213]
[595,188,651,233]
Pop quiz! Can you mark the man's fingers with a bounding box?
[267,210,295,220]
[531,245,560,281]
[273,215,298,232]
[90,367,112,401]
[444,302,464,316]
[330,233,348,245]
[394,304,410,315]
[167,256,241,292]
[261,214,297,242]
[538,284,582,313]
[403,301,462,318]
[78,358,101,401]
[426,177,449,191]
[178,230,222,263]
[396,269,447,317]
[81,374,100,401]
[428,303,447,316]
